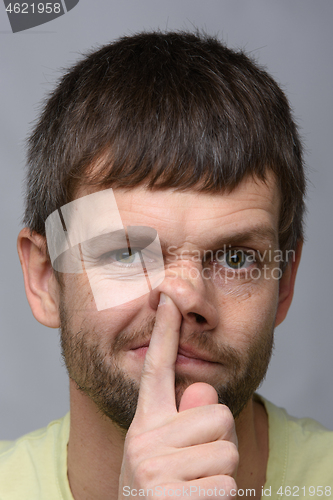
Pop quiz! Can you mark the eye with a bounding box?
[99,247,142,267]
[113,248,140,264]
[216,249,253,270]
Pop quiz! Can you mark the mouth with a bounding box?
[129,341,217,366]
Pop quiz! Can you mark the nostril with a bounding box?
[188,312,206,324]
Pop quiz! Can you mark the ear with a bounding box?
[17,228,60,328]
[275,240,303,327]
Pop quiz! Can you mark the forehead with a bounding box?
[76,173,280,247]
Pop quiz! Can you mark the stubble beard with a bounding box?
[59,296,274,431]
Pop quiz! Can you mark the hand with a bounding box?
[118,293,239,499]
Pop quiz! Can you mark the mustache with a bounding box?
[111,314,241,370]
[112,315,156,353]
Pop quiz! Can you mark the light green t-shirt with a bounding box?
[259,396,333,498]
[0,396,332,499]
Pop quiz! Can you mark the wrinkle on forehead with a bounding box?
[75,172,280,248]
[115,171,277,210]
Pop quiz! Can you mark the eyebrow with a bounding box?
[214,226,278,247]
[159,225,278,254]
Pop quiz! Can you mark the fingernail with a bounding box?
[159,293,167,306]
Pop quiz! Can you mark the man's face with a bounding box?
[59,173,281,429]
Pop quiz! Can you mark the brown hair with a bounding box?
[24,30,306,255]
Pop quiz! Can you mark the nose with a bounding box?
[149,261,219,335]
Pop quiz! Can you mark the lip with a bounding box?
[177,345,215,363]
[129,342,216,364]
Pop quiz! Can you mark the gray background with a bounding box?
[0,0,332,439]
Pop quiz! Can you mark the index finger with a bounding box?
[135,293,182,423]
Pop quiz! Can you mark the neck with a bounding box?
[67,381,268,500]
[67,380,125,500]
[235,397,269,498]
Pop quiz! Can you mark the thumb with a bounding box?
[178,382,218,412]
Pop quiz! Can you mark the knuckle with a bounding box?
[124,433,146,464]
[219,475,238,496]
[140,358,162,383]
[215,440,239,475]
[142,352,156,373]
[223,441,239,471]
[124,431,161,476]
[135,457,158,486]
[214,404,235,433]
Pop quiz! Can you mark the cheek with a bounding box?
[215,276,279,347]
[61,273,148,335]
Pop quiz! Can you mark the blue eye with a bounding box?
[113,248,138,264]
[97,247,143,267]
